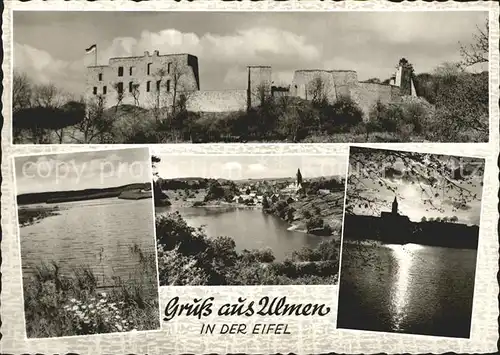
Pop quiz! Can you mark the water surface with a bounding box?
[337,242,476,338]
[156,206,333,261]
[20,198,157,288]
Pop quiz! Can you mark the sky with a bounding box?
[153,154,347,181]
[15,148,152,194]
[347,148,484,226]
[13,11,488,96]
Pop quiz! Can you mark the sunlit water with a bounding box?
[156,206,334,261]
[337,242,476,338]
[20,198,157,289]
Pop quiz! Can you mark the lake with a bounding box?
[156,206,333,261]
[19,198,157,289]
[337,242,477,338]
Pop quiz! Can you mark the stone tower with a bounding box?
[392,196,399,215]
[394,58,416,96]
[247,66,272,110]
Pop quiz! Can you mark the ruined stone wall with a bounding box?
[290,70,358,103]
[352,82,402,121]
[247,66,272,108]
[187,90,247,112]
[85,51,200,108]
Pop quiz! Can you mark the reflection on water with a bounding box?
[337,241,476,338]
[156,206,334,261]
[386,243,426,331]
[20,198,156,288]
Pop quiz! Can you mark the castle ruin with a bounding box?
[85,51,417,120]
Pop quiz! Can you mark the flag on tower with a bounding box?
[85,44,97,54]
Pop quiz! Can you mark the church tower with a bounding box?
[392,196,398,215]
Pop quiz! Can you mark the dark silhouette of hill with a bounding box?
[17,182,152,205]
[13,101,86,130]
[343,214,479,249]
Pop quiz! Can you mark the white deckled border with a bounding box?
[1,1,499,354]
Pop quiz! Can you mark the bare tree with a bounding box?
[20,82,68,144]
[112,82,124,114]
[32,83,65,108]
[346,147,484,216]
[32,84,71,143]
[13,71,33,112]
[151,68,168,122]
[131,83,141,106]
[307,75,329,105]
[71,95,114,143]
[167,61,189,117]
[460,19,489,68]
[13,72,33,142]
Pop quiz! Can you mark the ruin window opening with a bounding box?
[167,62,172,74]
[93,87,97,95]
[147,81,151,92]
[129,82,134,93]
[166,80,171,92]
[98,73,103,81]
[147,63,152,75]
[118,66,124,77]
[156,80,161,91]
[117,82,123,94]
[129,67,134,76]
[103,86,107,95]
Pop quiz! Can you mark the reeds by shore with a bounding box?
[23,243,159,338]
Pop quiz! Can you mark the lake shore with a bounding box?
[265,191,345,237]
[18,206,60,227]
[161,187,345,237]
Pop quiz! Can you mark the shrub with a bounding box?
[204,181,226,202]
[291,246,321,262]
[306,216,325,231]
[156,246,208,286]
[155,213,340,286]
[321,96,364,134]
[240,248,276,263]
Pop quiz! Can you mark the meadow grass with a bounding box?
[23,243,160,338]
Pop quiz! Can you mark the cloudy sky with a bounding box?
[13,11,487,95]
[154,154,347,181]
[15,148,151,194]
[347,148,484,225]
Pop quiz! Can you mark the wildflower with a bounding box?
[100,292,107,297]
[70,298,77,303]
[72,305,79,311]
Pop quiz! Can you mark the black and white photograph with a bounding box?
[13,11,488,144]
[337,146,484,338]
[14,148,160,338]
[151,154,346,285]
